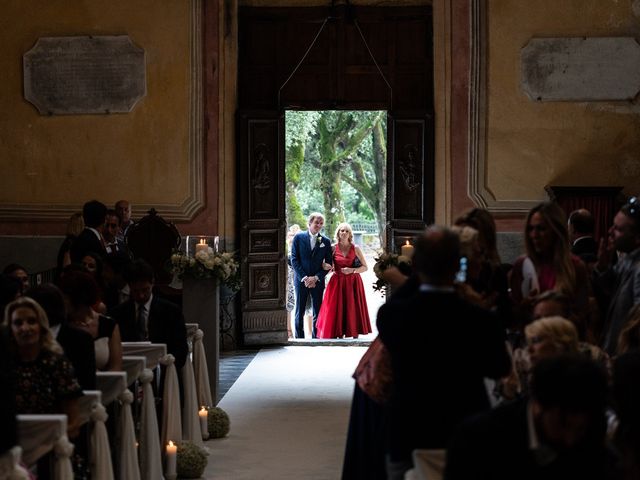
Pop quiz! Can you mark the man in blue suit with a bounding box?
[291,212,333,338]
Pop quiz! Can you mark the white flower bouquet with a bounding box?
[169,250,242,292]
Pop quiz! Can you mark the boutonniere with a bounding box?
[316,234,324,247]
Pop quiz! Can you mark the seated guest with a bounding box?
[445,355,610,480]
[3,297,83,438]
[25,283,97,389]
[102,253,132,310]
[510,202,589,329]
[70,199,107,264]
[568,208,598,266]
[56,212,84,277]
[377,226,511,479]
[2,263,29,294]
[59,269,122,372]
[80,251,108,314]
[109,259,188,369]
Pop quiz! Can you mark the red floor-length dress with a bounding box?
[316,243,372,338]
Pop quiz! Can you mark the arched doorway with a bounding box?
[237,4,434,345]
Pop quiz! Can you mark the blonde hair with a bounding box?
[334,222,354,244]
[525,202,576,297]
[307,212,324,226]
[3,297,63,355]
[66,212,84,237]
[525,316,579,354]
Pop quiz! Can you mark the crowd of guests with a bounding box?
[0,199,189,478]
[343,197,640,480]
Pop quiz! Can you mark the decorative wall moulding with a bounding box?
[521,37,640,102]
[2,0,203,223]
[23,35,146,115]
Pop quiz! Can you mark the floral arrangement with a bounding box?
[169,250,242,292]
[372,251,412,295]
[207,406,231,438]
[176,441,208,479]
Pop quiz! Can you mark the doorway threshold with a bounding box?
[287,337,373,347]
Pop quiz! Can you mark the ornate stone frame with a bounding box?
[467,0,536,214]
[0,0,204,222]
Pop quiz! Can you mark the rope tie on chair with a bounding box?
[140,367,154,384]
[159,353,176,366]
[118,389,134,405]
[53,436,75,459]
[194,329,204,341]
[90,403,109,423]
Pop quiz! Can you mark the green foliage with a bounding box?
[176,441,208,478]
[285,110,387,243]
[207,406,231,438]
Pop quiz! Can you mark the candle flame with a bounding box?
[199,238,206,244]
[168,440,174,447]
[200,406,206,412]
[405,240,410,246]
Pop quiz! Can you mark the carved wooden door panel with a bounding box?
[386,113,434,252]
[238,111,287,345]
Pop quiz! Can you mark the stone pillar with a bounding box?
[182,277,220,403]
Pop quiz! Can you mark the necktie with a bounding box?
[137,305,147,340]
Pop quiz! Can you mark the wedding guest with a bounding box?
[25,283,96,390]
[3,296,82,438]
[59,269,122,372]
[70,199,107,264]
[510,202,589,330]
[377,226,510,479]
[568,208,598,266]
[115,199,135,243]
[103,208,128,257]
[2,263,29,294]
[594,196,640,356]
[446,356,610,480]
[316,222,371,339]
[286,224,301,338]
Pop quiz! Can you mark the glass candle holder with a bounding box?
[186,235,219,256]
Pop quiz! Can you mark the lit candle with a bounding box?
[199,406,209,440]
[195,238,208,254]
[166,441,177,479]
[401,240,414,259]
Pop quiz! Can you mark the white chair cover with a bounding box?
[139,368,164,480]
[53,435,75,480]
[0,446,30,480]
[159,354,182,448]
[90,402,114,480]
[17,414,69,468]
[122,343,167,370]
[181,341,203,446]
[96,372,128,406]
[193,329,213,408]
[122,355,147,385]
[117,390,141,480]
[404,449,446,480]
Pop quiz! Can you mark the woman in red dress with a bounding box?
[316,222,372,338]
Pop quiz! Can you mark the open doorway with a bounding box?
[285,110,387,341]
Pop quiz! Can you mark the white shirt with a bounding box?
[309,229,319,249]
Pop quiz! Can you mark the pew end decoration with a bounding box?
[372,251,412,295]
[169,249,241,292]
[206,406,231,439]
[176,441,208,479]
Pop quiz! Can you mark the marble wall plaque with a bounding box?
[23,35,146,115]
[521,37,640,101]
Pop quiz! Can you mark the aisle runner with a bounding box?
[205,346,367,480]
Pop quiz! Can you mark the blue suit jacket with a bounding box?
[290,231,333,284]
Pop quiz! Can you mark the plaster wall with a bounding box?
[485,0,640,202]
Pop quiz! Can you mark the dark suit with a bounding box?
[290,231,333,338]
[110,296,188,369]
[571,236,598,264]
[444,399,609,480]
[377,289,511,463]
[70,227,106,264]
[56,323,97,390]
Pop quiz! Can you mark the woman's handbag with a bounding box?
[352,337,393,404]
